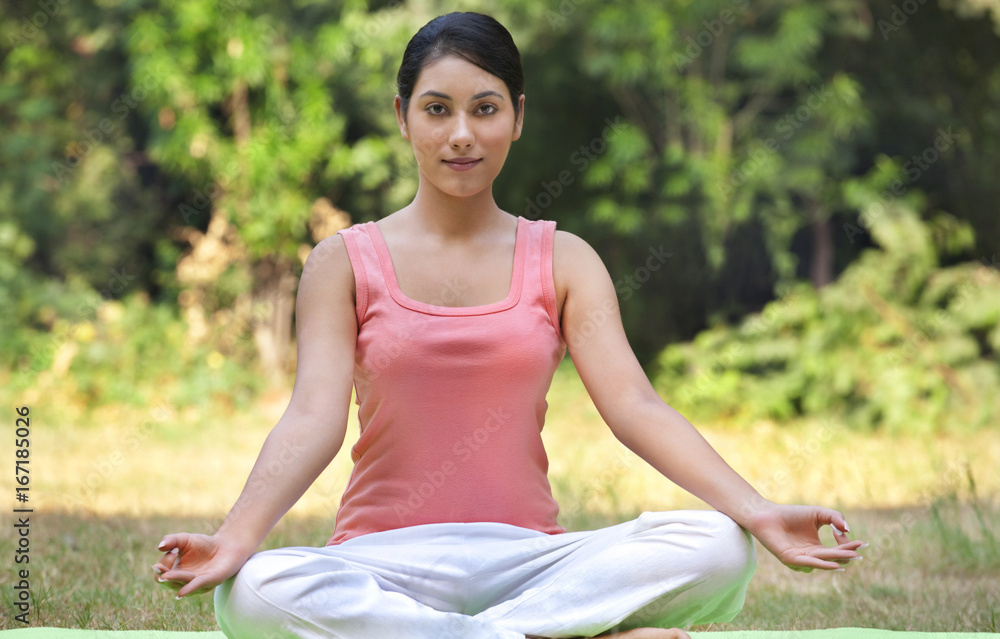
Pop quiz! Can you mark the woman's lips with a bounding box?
[443,158,482,171]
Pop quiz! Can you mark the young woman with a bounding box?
[152,12,865,639]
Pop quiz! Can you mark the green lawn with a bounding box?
[2,360,997,631]
[1,501,997,632]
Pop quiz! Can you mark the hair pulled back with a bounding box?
[396,12,524,121]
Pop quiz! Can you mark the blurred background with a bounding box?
[1,0,998,630]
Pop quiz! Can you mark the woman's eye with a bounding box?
[424,103,496,116]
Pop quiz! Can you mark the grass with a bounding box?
[2,359,998,631]
[1,502,997,632]
[704,501,1000,632]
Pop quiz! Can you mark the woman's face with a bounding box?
[395,54,524,199]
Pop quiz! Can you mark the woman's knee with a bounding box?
[632,510,756,586]
[700,512,757,588]
[635,511,756,625]
[214,550,308,638]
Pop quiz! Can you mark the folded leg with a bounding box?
[213,542,526,639]
[213,511,755,639]
[472,510,757,638]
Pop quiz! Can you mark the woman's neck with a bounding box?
[402,182,512,242]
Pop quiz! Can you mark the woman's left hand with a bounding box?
[744,503,866,572]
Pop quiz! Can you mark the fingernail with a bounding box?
[831,525,844,536]
[158,541,167,550]
[834,568,846,572]
[175,595,182,600]
[859,542,869,549]
[844,521,851,533]
[152,565,162,575]
[849,556,863,561]
[170,548,179,554]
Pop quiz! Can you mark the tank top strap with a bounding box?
[335,222,380,326]
[337,217,562,338]
[524,217,564,343]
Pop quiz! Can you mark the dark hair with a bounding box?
[396,12,524,121]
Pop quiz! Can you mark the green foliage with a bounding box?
[652,205,999,433]
[124,3,347,259]
[569,0,874,278]
[5,291,265,413]
[2,0,999,394]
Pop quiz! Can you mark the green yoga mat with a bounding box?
[2,629,998,638]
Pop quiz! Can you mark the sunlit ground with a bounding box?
[3,359,998,631]
[24,359,999,523]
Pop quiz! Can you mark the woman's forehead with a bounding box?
[413,55,507,97]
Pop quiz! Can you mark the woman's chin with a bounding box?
[432,179,493,200]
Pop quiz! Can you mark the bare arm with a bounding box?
[212,234,358,551]
[554,231,864,570]
[154,233,358,595]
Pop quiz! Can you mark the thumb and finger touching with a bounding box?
[803,510,867,570]
[764,506,866,571]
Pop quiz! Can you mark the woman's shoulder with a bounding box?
[548,226,609,308]
[551,227,601,267]
[301,231,356,303]
[308,230,351,268]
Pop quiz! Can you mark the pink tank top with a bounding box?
[326,216,567,545]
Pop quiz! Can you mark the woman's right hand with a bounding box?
[150,235,357,600]
[152,533,256,598]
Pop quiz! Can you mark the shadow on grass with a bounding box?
[699,496,1000,633]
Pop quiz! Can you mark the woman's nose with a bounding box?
[449,113,474,148]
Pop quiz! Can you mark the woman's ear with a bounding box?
[394,95,410,140]
[512,93,525,142]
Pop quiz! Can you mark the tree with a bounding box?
[122,1,421,384]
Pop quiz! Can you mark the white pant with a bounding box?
[214,510,756,639]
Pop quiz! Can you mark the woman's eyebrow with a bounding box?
[418,90,505,101]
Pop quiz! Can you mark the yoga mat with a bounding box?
[2,629,998,638]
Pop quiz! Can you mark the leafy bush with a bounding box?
[6,289,266,415]
[2,216,264,415]
[652,207,999,433]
